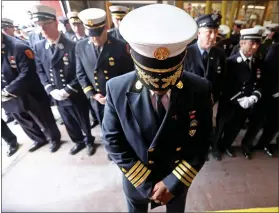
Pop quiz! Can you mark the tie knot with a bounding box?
[155,94,164,102]
[203,51,208,57]
[246,59,250,63]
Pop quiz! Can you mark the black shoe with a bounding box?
[5,116,14,124]
[225,147,235,157]
[213,151,221,161]
[50,142,60,153]
[263,147,273,157]
[242,149,252,160]
[87,144,96,156]
[90,120,99,129]
[28,142,47,152]
[70,143,86,155]
[7,143,19,157]
[107,154,112,161]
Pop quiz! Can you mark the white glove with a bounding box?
[1,95,12,102]
[237,97,250,109]
[247,95,258,106]
[59,89,70,99]
[237,95,258,109]
[50,89,67,101]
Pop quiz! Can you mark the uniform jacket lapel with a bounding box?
[96,39,110,69]
[51,35,65,67]
[193,43,206,76]
[126,84,158,144]
[85,40,98,70]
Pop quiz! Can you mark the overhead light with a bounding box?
[255,6,265,9]
[248,5,255,9]
[191,3,205,7]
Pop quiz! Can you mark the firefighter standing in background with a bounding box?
[213,28,265,160]
[30,5,95,156]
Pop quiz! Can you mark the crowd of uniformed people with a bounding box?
[1,3,278,212]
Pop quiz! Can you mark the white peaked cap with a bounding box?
[218,24,230,35]
[109,5,129,13]
[119,4,198,59]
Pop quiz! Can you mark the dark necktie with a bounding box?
[202,51,208,69]
[50,44,55,54]
[155,94,166,125]
[95,45,101,58]
[246,59,250,66]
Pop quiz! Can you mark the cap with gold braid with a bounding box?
[78,8,106,37]
[67,11,81,24]
[119,4,198,91]
[109,5,129,20]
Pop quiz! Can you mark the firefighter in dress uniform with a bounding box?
[213,27,265,160]
[30,5,95,156]
[67,10,99,129]
[107,5,129,42]
[102,4,212,212]
[76,8,134,125]
[1,33,61,153]
[185,13,227,104]
[2,18,29,46]
[66,11,87,42]
[240,42,279,157]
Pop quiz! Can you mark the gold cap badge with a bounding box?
[154,47,169,60]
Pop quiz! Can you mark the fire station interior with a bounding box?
[1,0,278,212]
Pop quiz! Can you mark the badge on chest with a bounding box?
[189,110,198,137]
[63,53,69,65]
[9,56,17,68]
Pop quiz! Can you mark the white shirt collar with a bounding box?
[150,90,171,98]
[239,50,252,62]
[45,33,61,49]
[197,39,211,55]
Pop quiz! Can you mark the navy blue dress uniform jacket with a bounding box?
[34,34,86,106]
[220,52,263,106]
[76,35,134,98]
[102,71,212,202]
[263,43,279,98]
[1,34,50,113]
[185,43,227,103]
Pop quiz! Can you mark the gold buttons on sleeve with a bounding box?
[148,160,154,164]
[148,148,154,152]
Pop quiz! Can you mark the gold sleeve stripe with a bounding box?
[182,160,198,175]
[175,167,193,183]
[83,86,93,94]
[125,161,141,178]
[134,169,151,188]
[131,167,147,184]
[172,170,190,187]
[178,163,195,179]
[128,164,144,181]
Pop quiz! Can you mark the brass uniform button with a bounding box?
[148,148,154,152]
[95,77,98,80]
[176,147,182,151]
[148,160,154,164]
[104,70,108,74]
